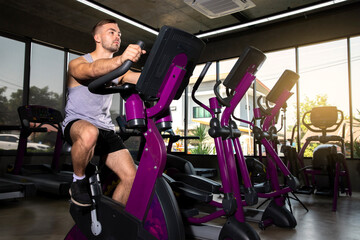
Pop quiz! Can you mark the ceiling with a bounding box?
[0,0,357,52]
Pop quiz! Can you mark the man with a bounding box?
[62,19,146,207]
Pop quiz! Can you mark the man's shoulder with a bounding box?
[68,55,89,72]
[70,55,87,64]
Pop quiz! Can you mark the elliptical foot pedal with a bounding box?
[219,216,260,240]
[261,200,297,229]
[181,208,199,218]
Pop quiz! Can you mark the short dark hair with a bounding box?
[92,19,117,36]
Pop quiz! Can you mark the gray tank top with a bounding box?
[62,53,115,133]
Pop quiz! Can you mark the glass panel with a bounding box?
[0,36,25,126]
[256,49,297,155]
[298,39,348,157]
[29,43,65,152]
[350,36,360,158]
[29,43,64,110]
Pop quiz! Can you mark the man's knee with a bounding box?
[71,122,99,150]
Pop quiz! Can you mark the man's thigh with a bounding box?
[105,149,136,178]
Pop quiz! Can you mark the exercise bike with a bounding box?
[65,25,205,240]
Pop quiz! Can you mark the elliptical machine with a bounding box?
[65,25,205,240]
[296,106,352,211]
[205,58,300,230]
[159,47,300,238]
[247,69,308,214]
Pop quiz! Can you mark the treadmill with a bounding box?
[5,105,72,196]
[0,126,36,200]
[0,177,36,200]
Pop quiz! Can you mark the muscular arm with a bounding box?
[68,44,145,85]
[69,56,122,82]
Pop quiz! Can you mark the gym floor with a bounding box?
[0,192,359,240]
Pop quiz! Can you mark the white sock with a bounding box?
[73,173,85,182]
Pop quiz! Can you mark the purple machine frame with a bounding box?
[243,70,301,211]
[252,88,298,204]
[125,53,187,220]
[220,73,298,220]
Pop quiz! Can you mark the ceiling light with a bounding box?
[76,0,158,35]
[196,0,348,38]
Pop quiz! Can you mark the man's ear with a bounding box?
[94,34,101,43]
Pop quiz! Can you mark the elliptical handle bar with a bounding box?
[88,41,145,94]
[192,62,212,93]
[214,80,231,107]
[256,95,272,116]
[302,109,344,133]
[191,62,215,116]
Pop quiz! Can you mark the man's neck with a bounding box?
[90,48,115,61]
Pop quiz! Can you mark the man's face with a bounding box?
[96,23,121,53]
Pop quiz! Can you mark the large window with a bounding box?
[1,31,359,159]
[0,36,25,125]
[298,39,349,157]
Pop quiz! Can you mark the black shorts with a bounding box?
[64,119,126,156]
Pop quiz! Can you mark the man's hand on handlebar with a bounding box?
[119,44,146,66]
